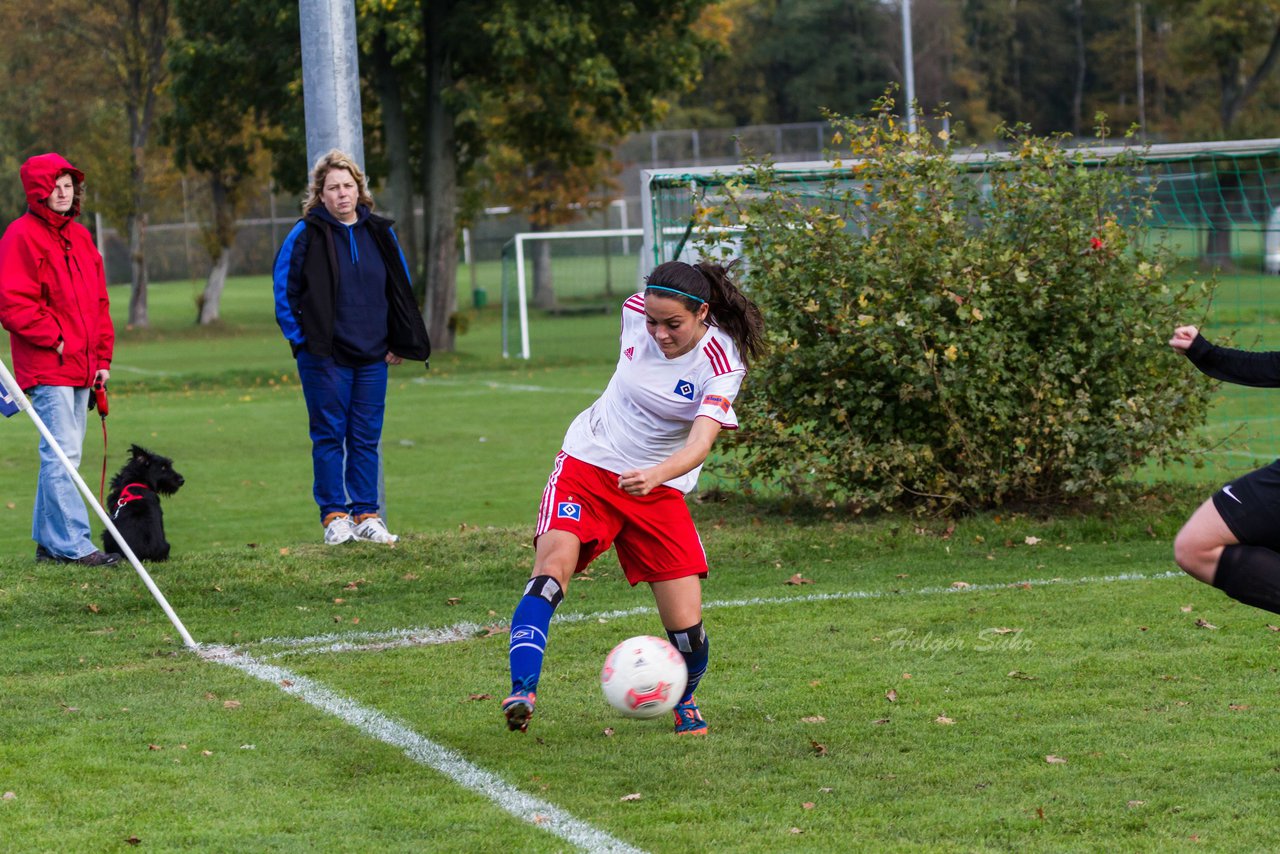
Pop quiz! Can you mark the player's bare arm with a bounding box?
[618,416,722,496]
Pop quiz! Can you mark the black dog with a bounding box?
[102,445,185,562]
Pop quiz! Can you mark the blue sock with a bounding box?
[667,622,709,703]
[509,576,564,694]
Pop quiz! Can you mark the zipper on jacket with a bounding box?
[65,250,93,384]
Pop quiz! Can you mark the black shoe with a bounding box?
[35,544,56,563]
[61,550,123,567]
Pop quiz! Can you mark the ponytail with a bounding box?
[695,261,766,367]
[645,259,766,366]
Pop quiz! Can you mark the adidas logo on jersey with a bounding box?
[624,346,635,361]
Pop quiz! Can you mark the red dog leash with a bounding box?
[90,381,109,505]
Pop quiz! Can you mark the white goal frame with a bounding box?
[504,227,643,359]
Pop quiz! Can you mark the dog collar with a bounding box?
[113,482,151,517]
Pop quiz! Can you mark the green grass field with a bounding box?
[1,273,1279,851]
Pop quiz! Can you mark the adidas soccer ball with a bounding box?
[600,635,688,719]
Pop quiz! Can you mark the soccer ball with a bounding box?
[600,635,688,719]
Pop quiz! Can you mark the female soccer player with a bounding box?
[502,260,765,736]
[1170,325,1280,612]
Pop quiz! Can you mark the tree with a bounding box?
[409,0,716,350]
[360,1,421,283]
[72,0,174,327]
[165,0,302,324]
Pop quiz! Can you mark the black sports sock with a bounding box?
[1212,544,1280,615]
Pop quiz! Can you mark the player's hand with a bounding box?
[385,352,404,366]
[1169,325,1199,352]
[94,368,110,384]
[618,468,659,496]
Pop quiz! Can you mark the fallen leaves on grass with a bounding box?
[873,718,890,725]
[125,836,141,846]
[1181,605,1193,613]
[2,792,14,800]
[223,700,242,710]
[86,603,100,614]
[885,689,898,703]
[148,744,163,751]
[810,740,828,756]
[446,597,462,606]
[1195,618,1218,630]
[785,573,813,586]
[1128,800,1146,808]
[603,728,614,736]
[1007,670,1036,680]
[619,793,642,802]
[468,693,491,701]
[1024,536,1041,545]
[1045,755,1068,764]
[800,715,826,723]
[1229,703,1251,711]
[802,802,815,810]
[950,581,971,589]
[343,579,367,590]
[935,715,955,725]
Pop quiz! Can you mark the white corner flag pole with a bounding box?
[0,358,197,650]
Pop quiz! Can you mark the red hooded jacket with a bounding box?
[0,152,114,390]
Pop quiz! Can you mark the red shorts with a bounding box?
[535,452,708,586]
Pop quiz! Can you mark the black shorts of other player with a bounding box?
[1212,459,1280,552]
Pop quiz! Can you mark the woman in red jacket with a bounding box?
[0,152,119,566]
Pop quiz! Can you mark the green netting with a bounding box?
[642,139,1280,487]
[644,141,1280,268]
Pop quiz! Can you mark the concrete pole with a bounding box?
[299,0,365,170]
[1135,3,1147,142]
[902,0,917,134]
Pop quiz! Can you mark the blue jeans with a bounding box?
[296,351,387,522]
[29,385,96,559]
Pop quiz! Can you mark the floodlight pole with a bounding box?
[298,0,388,519]
[299,0,365,170]
[902,0,917,134]
[0,359,198,650]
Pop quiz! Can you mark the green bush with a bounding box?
[709,103,1214,512]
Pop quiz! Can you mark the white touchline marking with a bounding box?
[247,569,1184,659]
[107,364,184,377]
[198,645,646,854]
[412,376,602,395]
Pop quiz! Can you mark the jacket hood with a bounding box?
[20,152,84,223]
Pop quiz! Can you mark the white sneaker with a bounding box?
[323,513,357,545]
[353,515,399,544]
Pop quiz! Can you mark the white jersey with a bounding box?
[562,293,747,494]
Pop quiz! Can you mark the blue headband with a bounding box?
[646,285,706,304]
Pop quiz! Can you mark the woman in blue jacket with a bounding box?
[273,150,430,545]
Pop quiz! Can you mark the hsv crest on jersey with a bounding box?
[673,379,696,400]
[556,501,582,520]
[624,346,635,361]
[702,394,731,413]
